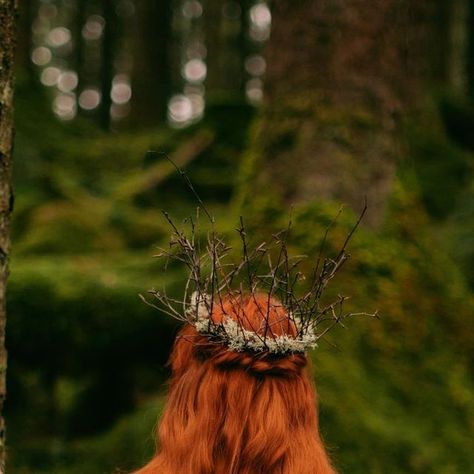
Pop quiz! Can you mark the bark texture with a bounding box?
[243,0,440,224]
[0,0,17,470]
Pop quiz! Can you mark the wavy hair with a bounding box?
[133,293,336,474]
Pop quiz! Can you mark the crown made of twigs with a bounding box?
[141,153,376,355]
[141,204,378,355]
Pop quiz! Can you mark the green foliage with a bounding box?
[9,72,474,474]
[8,395,164,474]
[239,184,474,473]
[5,254,178,471]
[405,104,472,220]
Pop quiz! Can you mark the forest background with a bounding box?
[5,0,474,473]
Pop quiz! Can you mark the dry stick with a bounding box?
[151,151,214,224]
[306,199,368,331]
[263,226,289,342]
[236,218,269,347]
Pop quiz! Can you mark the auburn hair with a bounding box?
[132,293,337,474]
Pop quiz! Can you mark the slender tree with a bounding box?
[100,0,116,130]
[468,0,474,98]
[0,0,17,469]
[15,0,33,83]
[130,0,172,126]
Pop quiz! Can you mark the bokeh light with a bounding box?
[111,75,132,105]
[82,15,105,41]
[168,94,193,125]
[40,66,62,87]
[183,58,207,83]
[246,78,263,103]
[182,0,203,19]
[31,46,52,66]
[249,2,271,41]
[53,93,77,120]
[47,27,71,48]
[245,55,266,76]
[78,89,101,110]
[250,3,271,29]
[57,71,78,93]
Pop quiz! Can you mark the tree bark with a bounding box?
[0,0,17,469]
[130,0,172,126]
[241,0,440,224]
[468,0,474,98]
[100,0,116,130]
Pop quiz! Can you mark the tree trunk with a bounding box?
[130,0,172,126]
[241,0,440,224]
[0,0,17,469]
[15,0,33,82]
[100,0,116,130]
[468,0,474,98]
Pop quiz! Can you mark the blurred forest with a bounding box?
[5,0,474,473]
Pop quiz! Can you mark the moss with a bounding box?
[229,174,474,473]
[404,105,472,220]
[7,395,165,474]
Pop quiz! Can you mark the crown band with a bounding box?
[189,292,318,354]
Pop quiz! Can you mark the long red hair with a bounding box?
[133,293,336,474]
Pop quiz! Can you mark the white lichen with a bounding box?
[188,291,318,354]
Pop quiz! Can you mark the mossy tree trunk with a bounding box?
[241,0,441,224]
[0,0,17,469]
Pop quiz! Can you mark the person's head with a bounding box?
[133,293,336,474]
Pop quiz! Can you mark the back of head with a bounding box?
[133,294,336,474]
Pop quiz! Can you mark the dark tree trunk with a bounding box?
[130,0,172,126]
[15,0,33,82]
[74,0,87,92]
[241,0,440,224]
[237,0,252,94]
[0,0,17,468]
[468,0,474,98]
[100,0,116,130]
[204,0,222,94]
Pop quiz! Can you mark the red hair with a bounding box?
[133,294,337,474]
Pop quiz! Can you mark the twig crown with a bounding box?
[141,153,378,354]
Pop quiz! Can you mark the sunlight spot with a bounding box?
[79,89,101,110]
[58,71,78,92]
[182,0,203,19]
[82,15,105,41]
[246,78,263,103]
[31,46,52,66]
[40,66,61,86]
[245,55,266,76]
[47,27,71,47]
[53,93,77,120]
[111,75,132,104]
[250,3,271,29]
[183,59,207,83]
[168,95,193,125]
